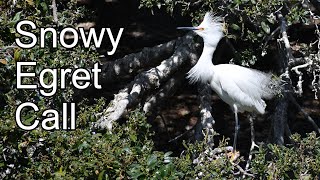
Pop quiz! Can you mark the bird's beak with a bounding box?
[177,27,199,31]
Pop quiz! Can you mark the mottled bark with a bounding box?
[194,84,215,145]
[99,39,177,84]
[143,71,187,114]
[94,33,199,130]
[272,12,291,145]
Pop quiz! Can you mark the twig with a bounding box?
[0,45,18,51]
[232,162,255,178]
[291,61,312,96]
[168,127,195,143]
[52,0,58,23]
[261,26,280,55]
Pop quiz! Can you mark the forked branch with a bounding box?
[94,33,200,130]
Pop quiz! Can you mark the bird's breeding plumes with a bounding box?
[211,64,279,114]
[181,12,279,114]
[196,12,224,47]
[178,12,280,153]
[199,12,224,32]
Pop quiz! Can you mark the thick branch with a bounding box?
[143,71,186,114]
[194,84,215,144]
[99,39,177,84]
[277,12,295,64]
[271,12,293,145]
[94,33,199,130]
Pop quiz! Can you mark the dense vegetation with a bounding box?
[0,0,319,179]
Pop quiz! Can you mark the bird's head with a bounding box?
[177,12,225,47]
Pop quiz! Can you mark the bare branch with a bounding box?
[277,12,295,64]
[99,39,177,84]
[232,162,255,178]
[143,71,186,114]
[194,84,215,144]
[52,0,58,23]
[94,33,200,130]
[270,11,293,145]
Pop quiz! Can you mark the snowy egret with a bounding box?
[178,12,278,152]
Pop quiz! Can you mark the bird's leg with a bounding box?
[244,114,258,174]
[232,105,240,153]
[227,105,240,162]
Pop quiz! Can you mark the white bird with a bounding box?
[178,12,278,152]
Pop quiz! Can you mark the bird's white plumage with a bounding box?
[210,64,274,114]
[185,12,278,114]
[179,12,279,152]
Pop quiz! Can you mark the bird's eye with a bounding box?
[198,27,205,31]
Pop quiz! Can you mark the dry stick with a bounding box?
[52,0,58,23]
[168,127,195,143]
[288,56,311,68]
[94,33,199,130]
[261,26,280,54]
[232,162,255,178]
[100,39,177,84]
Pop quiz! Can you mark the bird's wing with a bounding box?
[217,64,274,99]
[215,65,272,113]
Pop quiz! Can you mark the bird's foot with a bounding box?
[227,150,240,162]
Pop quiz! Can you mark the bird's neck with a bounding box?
[198,45,216,65]
[187,45,216,84]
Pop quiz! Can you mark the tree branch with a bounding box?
[94,33,200,130]
[99,39,177,84]
[194,84,215,145]
[143,71,187,114]
[271,11,293,145]
[52,0,58,23]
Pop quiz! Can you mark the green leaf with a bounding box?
[40,2,48,13]
[98,170,105,180]
[230,24,240,31]
[147,154,158,169]
[24,114,37,126]
[128,164,143,179]
[129,134,137,142]
[261,21,270,34]
[12,11,22,23]
[14,49,22,61]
